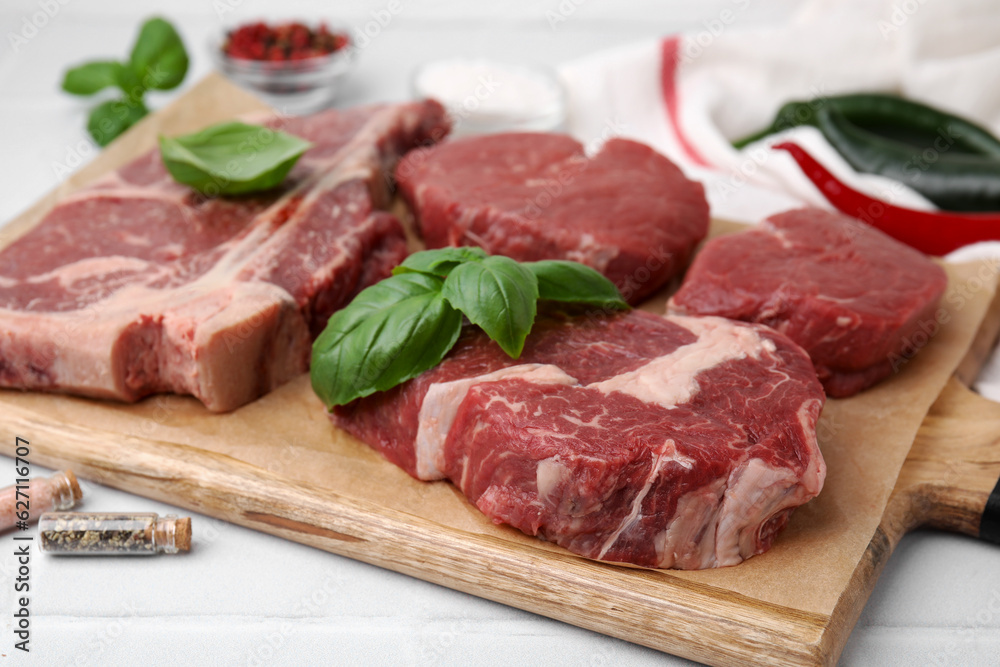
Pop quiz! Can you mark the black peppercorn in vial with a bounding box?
[38,512,191,555]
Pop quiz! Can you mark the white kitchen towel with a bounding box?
[558,0,1000,401]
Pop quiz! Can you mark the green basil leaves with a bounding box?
[62,17,189,146]
[128,17,189,91]
[393,246,488,277]
[159,122,313,196]
[87,99,150,148]
[63,61,125,96]
[527,259,628,305]
[311,249,628,407]
[310,273,464,408]
[441,256,539,358]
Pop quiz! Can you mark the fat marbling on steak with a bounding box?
[334,309,826,570]
[668,207,949,397]
[0,100,449,411]
[395,133,709,304]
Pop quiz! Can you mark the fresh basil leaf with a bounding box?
[525,260,628,309]
[129,17,188,91]
[87,98,149,147]
[311,273,462,407]
[312,252,633,405]
[115,65,145,103]
[393,247,488,277]
[159,121,312,196]
[441,255,538,358]
[62,61,124,96]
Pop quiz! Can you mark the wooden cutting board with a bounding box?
[2,74,1000,666]
[0,315,997,667]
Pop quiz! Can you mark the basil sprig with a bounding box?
[159,122,313,196]
[311,249,628,407]
[62,17,189,147]
[441,256,539,358]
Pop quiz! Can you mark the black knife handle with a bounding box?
[980,476,1000,544]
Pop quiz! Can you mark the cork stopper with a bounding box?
[49,470,84,511]
[153,515,192,553]
[64,470,83,504]
[174,517,192,552]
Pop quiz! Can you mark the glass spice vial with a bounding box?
[39,512,191,555]
[0,470,83,532]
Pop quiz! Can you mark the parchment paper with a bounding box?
[1,73,997,617]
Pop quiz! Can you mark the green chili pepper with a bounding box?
[815,107,1000,212]
[733,93,1000,212]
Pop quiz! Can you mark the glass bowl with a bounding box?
[210,32,354,115]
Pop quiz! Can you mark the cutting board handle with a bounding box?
[887,379,1000,543]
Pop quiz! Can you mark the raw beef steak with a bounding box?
[668,207,948,398]
[0,101,449,411]
[395,134,709,304]
[334,309,826,569]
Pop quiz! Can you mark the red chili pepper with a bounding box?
[773,141,1000,255]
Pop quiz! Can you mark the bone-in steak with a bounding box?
[668,207,949,397]
[0,101,449,411]
[334,309,826,569]
[395,134,709,304]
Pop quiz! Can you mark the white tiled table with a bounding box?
[1,2,999,665]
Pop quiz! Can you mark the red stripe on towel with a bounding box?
[661,36,711,168]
